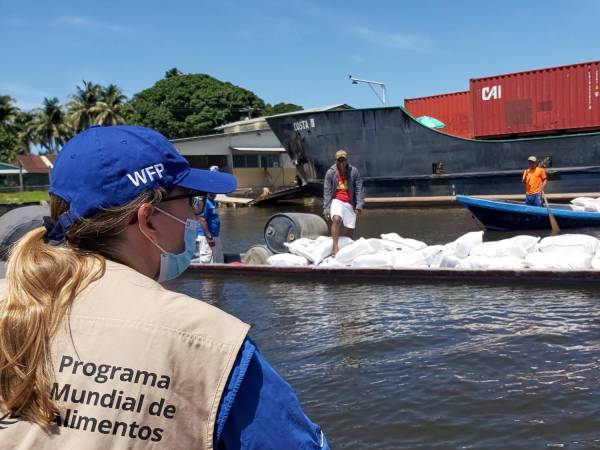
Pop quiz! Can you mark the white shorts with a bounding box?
[197,236,224,263]
[330,199,357,229]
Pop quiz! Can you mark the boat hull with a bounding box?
[456,195,600,231]
[187,263,600,286]
[266,107,600,197]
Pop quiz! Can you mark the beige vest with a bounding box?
[0,260,249,450]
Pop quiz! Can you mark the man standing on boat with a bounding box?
[195,165,224,263]
[323,149,364,256]
[522,155,547,206]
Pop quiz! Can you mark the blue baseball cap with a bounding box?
[48,125,236,239]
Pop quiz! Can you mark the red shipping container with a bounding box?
[404,91,474,138]
[471,60,600,138]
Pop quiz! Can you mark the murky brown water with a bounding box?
[170,206,600,449]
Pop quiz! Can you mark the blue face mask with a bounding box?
[141,206,199,282]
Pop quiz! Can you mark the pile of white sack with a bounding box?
[570,197,600,212]
[266,231,600,270]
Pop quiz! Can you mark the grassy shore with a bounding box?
[0,190,49,204]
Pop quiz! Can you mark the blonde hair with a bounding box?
[0,189,164,426]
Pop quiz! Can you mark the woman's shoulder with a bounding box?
[74,260,250,342]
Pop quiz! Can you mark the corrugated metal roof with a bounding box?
[231,147,285,153]
[16,155,56,173]
[265,104,353,118]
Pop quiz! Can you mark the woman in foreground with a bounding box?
[0,125,329,449]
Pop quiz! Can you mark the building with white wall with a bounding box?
[171,105,352,194]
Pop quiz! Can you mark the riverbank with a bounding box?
[0,190,48,204]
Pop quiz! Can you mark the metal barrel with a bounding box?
[241,245,273,265]
[264,213,328,253]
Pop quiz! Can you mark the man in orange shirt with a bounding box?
[522,155,547,206]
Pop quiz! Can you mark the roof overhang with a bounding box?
[231,147,285,153]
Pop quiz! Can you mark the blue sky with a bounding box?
[2,0,599,111]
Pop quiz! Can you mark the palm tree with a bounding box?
[0,95,20,130]
[29,98,70,153]
[68,80,101,132]
[93,84,129,125]
[15,111,36,155]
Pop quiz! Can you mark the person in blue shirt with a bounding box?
[216,338,329,449]
[196,166,224,263]
[0,126,329,449]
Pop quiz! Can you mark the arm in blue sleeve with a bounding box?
[215,338,329,450]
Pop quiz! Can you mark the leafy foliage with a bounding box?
[261,102,303,116]
[0,125,21,163]
[28,98,71,153]
[0,95,19,129]
[92,84,131,126]
[67,80,102,133]
[129,72,267,138]
[0,72,301,160]
[0,96,24,162]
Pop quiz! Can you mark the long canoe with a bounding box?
[456,195,600,231]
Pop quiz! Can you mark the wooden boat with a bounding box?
[456,195,600,231]
[187,262,600,286]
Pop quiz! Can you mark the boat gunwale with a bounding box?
[188,263,600,285]
[456,195,600,219]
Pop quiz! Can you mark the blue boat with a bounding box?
[456,195,600,231]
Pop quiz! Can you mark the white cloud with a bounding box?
[353,27,434,53]
[51,16,130,34]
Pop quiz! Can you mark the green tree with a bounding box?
[0,126,21,163]
[93,84,130,126]
[262,102,303,116]
[15,111,36,155]
[68,80,102,132]
[165,67,183,78]
[29,98,70,153]
[0,96,23,162]
[129,73,266,138]
[0,95,20,130]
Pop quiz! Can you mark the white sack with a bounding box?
[439,254,461,268]
[456,255,492,269]
[392,250,429,269]
[453,231,484,259]
[351,252,394,268]
[380,232,403,243]
[318,256,346,267]
[584,202,600,212]
[592,250,600,270]
[536,234,599,257]
[380,233,427,251]
[420,245,444,267]
[365,238,390,253]
[335,238,376,265]
[470,235,539,259]
[285,236,353,265]
[267,253,310,266]
[525,252,593,270]
[571,197,595,207]
[487,257,529,270]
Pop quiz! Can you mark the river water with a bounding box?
[170,205,600,449]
